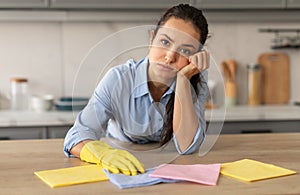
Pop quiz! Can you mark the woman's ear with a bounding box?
[149,30,154,45]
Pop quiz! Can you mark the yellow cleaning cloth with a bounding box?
[34,165,108,188]
[221,159,296,182]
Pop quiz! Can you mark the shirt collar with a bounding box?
[132,57,149,98]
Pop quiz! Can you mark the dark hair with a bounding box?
[153,4,209,146]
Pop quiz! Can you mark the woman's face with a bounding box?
[148,17,201,83]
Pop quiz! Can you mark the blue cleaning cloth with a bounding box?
[104,168,181,189]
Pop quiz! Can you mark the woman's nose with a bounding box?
[164,50,176,64]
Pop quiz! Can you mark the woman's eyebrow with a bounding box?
[161,33,174,43]
[161,33,196,49]
[181,44,196,49]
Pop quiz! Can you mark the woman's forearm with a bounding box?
[173,74,199,152]
[70,139,93,158]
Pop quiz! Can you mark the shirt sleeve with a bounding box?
[63,69,117,157]
[173,70,209,155]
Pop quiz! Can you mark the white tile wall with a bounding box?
[0,20,299,109]
[208,22,300,105]
[61,22,150,97]
[0,22,62,108]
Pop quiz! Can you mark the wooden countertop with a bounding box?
[0,133,299,194]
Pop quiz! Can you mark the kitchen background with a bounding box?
[0,1,300,109]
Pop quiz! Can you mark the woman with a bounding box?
[64,4,209,176]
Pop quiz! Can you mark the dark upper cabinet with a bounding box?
[0,0,299,10]
[286,0,300,8]
[49,0,190,10]
[0,0,48,8]
[195,0,285,9]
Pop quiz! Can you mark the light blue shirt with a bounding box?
[64,56,208,156]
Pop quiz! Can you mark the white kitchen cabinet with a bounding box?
[49,0,189,9]
[195,0,285,9]
[0,0,48,8]
[286,0,300,8]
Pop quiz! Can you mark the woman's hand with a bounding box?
[178,50,210,79]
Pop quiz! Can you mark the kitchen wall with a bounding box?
[0,13,299,108]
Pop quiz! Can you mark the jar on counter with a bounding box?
[247,63,262,106]
[10,78,29,110]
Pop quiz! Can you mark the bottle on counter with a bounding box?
[222,59,237,107]
[10,77,29,110]
[225,81,237,106]
[247,63,262,106]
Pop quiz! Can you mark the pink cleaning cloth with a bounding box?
[149,163,221,186]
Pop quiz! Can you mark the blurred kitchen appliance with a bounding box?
[247,63,262,106]
[10,77,29,110]
[258,52,290,104]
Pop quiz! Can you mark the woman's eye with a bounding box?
[179,48,191,56]
[160,39,170,47]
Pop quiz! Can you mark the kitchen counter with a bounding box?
[0,105,299,127]
[0,110,78,140]
[206,105,300,134]
[0,110,78,127]
[207,104,300,122]
[1,133,299,194]
[0,105,299,139]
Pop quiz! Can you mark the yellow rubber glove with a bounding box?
[80,141,145,176]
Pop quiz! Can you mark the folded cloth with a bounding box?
[34,165,108,188]
[104,167,180,189]
[149,163,221,186]
[221,159,297,182]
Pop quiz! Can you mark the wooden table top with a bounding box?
[0,133,299,194]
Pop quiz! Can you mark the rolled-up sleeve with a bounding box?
[63,69,116,157]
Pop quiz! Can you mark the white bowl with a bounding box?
[31,95,54,112]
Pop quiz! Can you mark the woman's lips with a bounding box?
[157,63,176,72]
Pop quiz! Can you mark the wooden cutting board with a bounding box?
[258,52,290,104]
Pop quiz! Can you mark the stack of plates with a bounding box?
[55,97,89,111]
